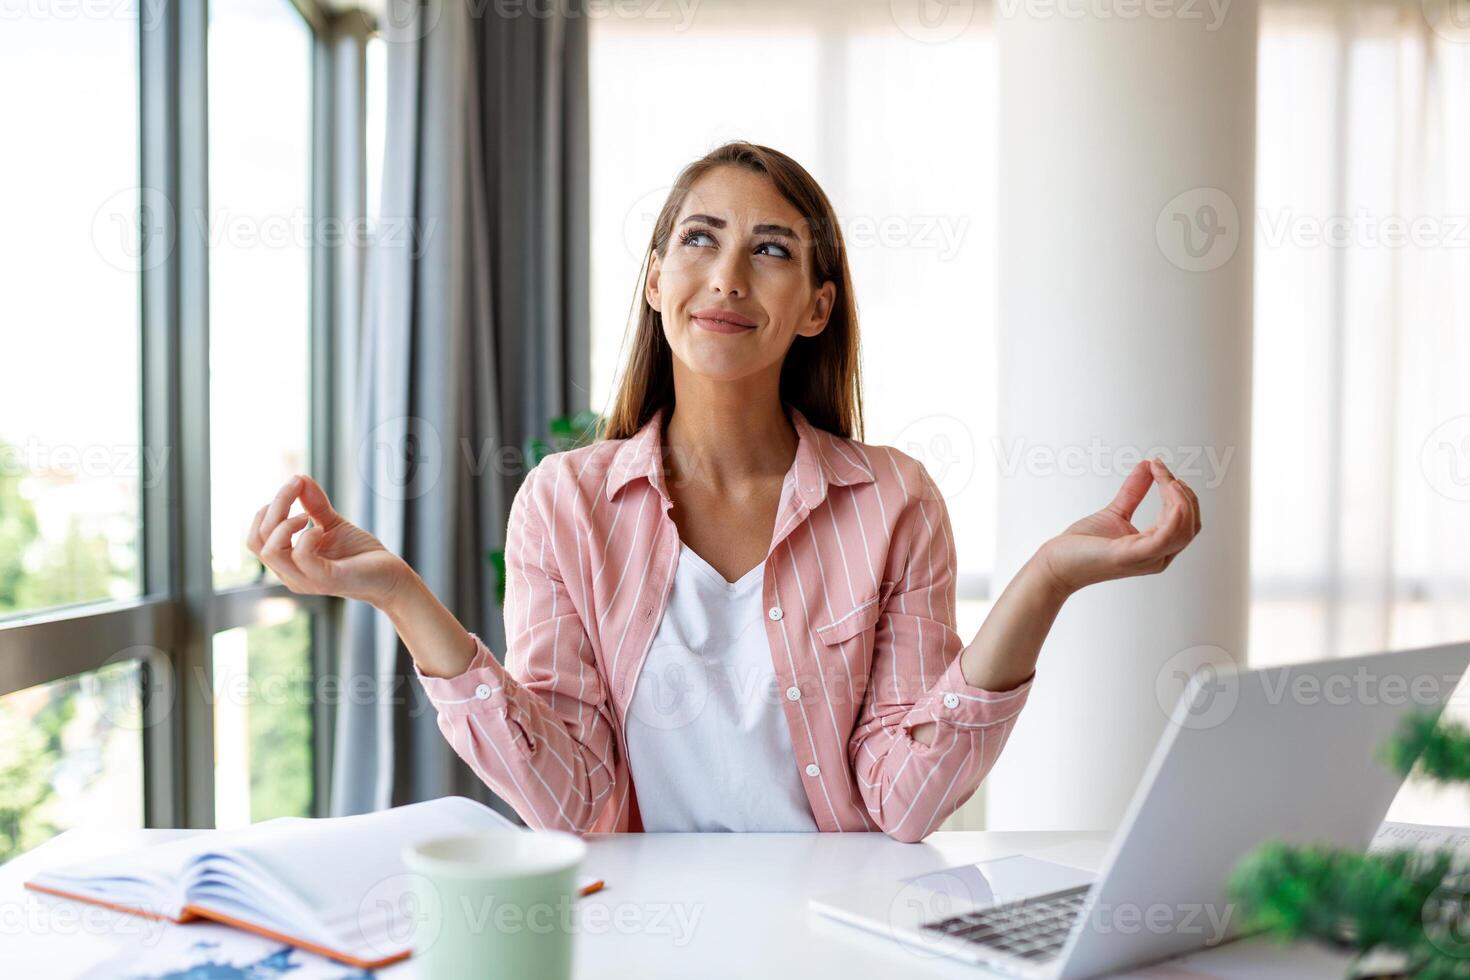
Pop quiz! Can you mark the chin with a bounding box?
[684,360,755,382]
[676,341,760,376]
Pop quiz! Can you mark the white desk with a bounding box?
[1,828,1362,979]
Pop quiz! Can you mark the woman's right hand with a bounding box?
[246,474,409,608]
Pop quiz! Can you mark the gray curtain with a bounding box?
[330,0,591,819]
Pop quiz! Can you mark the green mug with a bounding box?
[401,829,587,979]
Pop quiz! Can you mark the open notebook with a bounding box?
[23,795,604,971]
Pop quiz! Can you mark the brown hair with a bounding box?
[599,141,864,442]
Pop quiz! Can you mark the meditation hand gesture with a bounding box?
[246,474,409,607]
[1039,457,1203,595]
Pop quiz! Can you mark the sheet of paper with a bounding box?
[1369,820,1470,856]
[76,918,415,980]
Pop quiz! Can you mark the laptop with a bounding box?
[809,640,1470,979]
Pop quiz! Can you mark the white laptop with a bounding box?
[809,640,1470,979]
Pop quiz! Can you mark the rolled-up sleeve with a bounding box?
[412,458,618,834]
[849,457,1035,843]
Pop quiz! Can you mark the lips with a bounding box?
[690,308,757,329]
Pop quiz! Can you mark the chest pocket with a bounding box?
[813,592,884,646]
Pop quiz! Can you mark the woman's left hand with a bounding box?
[1038,457,1202,596]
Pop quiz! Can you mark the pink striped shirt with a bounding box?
[412,403,1035,842]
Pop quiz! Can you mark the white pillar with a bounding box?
[985,0,1258,831]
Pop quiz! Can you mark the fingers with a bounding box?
[264,513,310,551]
[292,523,331,581]
[1159,498,1194,557]
[1122,516,1180,564]
[245,475,313,591]
[259,513,313,590]
[1120,459,1198,565]
[1180,477,1202,536]
[1153,458,1202,539]
[263,511,308,564]
[1144,460,1186,541]
[1108,457,1203,542]
[298,473,342,529]
[245,504,269,555]
[251,475,303,553]
[1105,460,1154,522]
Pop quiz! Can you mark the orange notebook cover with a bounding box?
[23,797,604,971]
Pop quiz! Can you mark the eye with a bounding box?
[677,225,794,261]
[754,238,793,260]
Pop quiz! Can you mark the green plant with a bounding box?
[485,411,605,606]
[1228,711,1470,978]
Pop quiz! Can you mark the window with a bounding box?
[0,663,144,863]
[1252,3,1470,827]
[207,0,314,590]
[2,0,361,856]
[366,32,386,234]
[0,8,143,619]
[213,611,315,828]
[1249,4,1470,668]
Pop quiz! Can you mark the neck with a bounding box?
[663,367,797,494]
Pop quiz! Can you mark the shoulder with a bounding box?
[829,431,944,507]
[823,434,954,576]
[514,438,626,512]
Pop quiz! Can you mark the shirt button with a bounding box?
[475,684,492,700]
[805,763,821,777]
[786,686,801,701]
[768,606,783,621]
[942,692,960,709]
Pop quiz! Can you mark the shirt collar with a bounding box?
[604,402,875,508]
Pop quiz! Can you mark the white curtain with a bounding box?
[1251,0,1470,665]
[1252,0,1470,823]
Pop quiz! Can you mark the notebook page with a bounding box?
[185,796,545,952]
[29,830,228,920]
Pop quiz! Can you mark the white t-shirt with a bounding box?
[624,541,819,832]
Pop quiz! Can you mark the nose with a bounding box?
[707,247,749,298]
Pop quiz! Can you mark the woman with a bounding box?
[246,142,1201,843]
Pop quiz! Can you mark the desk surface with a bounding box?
[1,827,1362,979]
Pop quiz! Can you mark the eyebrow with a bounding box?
[680,214,797,240]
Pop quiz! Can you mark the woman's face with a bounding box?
[646,165,836,383]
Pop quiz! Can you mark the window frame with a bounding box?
[0,0,373,833]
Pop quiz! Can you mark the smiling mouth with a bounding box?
[692,316,756,334]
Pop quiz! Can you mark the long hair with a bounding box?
[599,141,864,442]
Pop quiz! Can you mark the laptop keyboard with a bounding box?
[920,885,1091,962]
